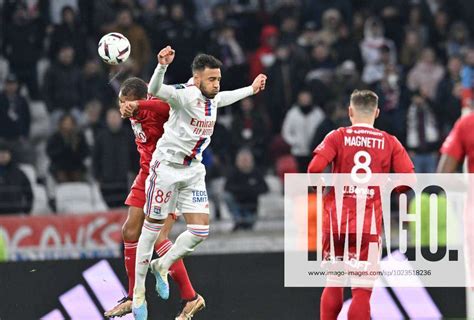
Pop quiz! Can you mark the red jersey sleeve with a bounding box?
[440,118,465,161]
[313,130,340,163]
[390,136,415,173]
[307,154,330,173]
[138,99,170,117]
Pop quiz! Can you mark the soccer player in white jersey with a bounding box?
[124,46,267,319]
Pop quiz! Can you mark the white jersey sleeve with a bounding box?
[148,64,192,109]
[148,62,254,166]
[215,86,254,108]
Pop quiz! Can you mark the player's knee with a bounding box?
[122,221,141,242]
[187,224,209,241]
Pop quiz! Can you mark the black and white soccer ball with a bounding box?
[98,32,131,65]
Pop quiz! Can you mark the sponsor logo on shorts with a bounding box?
[192,190,208,203]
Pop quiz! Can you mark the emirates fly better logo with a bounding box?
[284,173,474,288]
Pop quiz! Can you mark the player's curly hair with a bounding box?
[191,54,223,73]
[120,77,147,99]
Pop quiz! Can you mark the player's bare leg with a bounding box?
[105,206,143,318]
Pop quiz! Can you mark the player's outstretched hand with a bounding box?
[120,101,138,118]
[252,74,267,94]
[158,46,175,65]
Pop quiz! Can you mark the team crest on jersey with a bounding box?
[153,206,161,215]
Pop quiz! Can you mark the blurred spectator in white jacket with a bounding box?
[282,89,325,172]
[360,17,397,84]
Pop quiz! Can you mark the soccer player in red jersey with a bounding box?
[438,111,474,308]
[308,90,414,320]
[104,77,204,319]
[438,112,474,173]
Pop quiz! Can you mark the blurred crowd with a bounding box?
[0,0,473,224]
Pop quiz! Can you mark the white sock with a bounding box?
[133,220,163,306]
[160,224,209,270]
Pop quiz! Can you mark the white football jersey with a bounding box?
[150,77,253,166]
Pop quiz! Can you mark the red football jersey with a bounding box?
[440,113,474,173]
[129,96,170,173]
[314,124,414,174]
[312,124,414,234]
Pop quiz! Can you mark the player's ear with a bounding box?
[348,105,353,118]
[374,108,380,119]
[193,73,200,86]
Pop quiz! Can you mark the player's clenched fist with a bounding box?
[120,101,138,118]
[158,46,175,65]
[251,74,267,94]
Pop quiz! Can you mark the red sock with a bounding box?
[155,239,196,300]
[320,286,344,320]
[124,241,138,298]
[348,288,372,320]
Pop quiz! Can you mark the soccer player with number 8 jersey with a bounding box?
[308,90,415,320]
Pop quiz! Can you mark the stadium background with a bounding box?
[0,0,473,319]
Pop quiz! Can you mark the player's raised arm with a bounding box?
[217,74,267,108]
[137,99,170,115]
[120,99,170,118]
[148,46,182,106]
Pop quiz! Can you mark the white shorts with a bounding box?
[144,160,209,220]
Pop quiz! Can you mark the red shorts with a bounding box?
[125,169,148,208]
[322,233,381,287]
[322,233,381,262]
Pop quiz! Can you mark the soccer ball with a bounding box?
[98,32,131,65]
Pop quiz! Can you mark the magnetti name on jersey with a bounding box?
[344,136,385,149]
